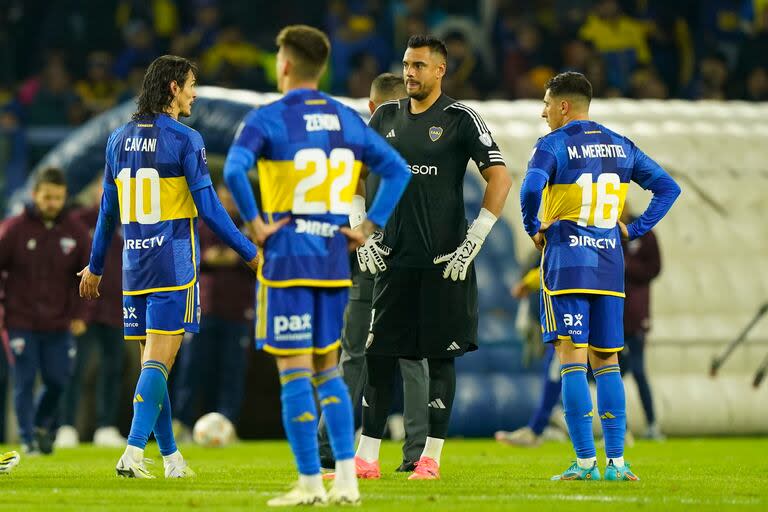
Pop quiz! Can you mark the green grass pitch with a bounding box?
[2,438,767,510]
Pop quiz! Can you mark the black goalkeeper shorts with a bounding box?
[366,266,478,359]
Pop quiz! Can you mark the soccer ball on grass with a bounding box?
[192,412,235,447]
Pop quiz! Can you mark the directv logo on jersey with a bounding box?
[304,113,341,132]
[295,219,339,238]
[569,235,617,249]
[409,164,438,175]
[274,314,312,341]
[124,236,165,250]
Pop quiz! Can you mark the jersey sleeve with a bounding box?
[629,141,665,189]
[455,106,505,172]
[231,109,267,155]
[526,138,558,181]
[182,130,213,192]
[103,132,117,191]
[223,109,265,222]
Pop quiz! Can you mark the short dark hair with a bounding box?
[545,71,593,103]
[370,73,406,100]
[276,25,331,80]
[133,55,198,120]
[407,34,448,61]
[33,166,66,190]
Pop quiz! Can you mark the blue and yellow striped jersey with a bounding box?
[526,120,664,296]
[104,113,212,294]
[230,89,398,287]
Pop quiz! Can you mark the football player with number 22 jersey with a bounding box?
[223,26,410,507]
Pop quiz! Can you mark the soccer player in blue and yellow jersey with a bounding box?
[520,72,680,481]
[223,26,411,506]
[79,55,258,479]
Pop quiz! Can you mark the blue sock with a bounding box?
[594,364,626,460]
[314,368,354,461]
[560,363,596,459]
[127,361,168,450]
[280,368,320,476]
[153,388,177,456]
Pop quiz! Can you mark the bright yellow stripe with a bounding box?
[594,367,621,376]
[314,340,341,355]
[557,335,572,341]
[123,281,194,295]
[115,176,198,223]
[590,345,624,353]
[143,365,169,380]
[257,283,268,339]
[545,293,556,333]
[279,371,313,385]
[546,287,626,298]
[542,182,628,226]
[304,99,327,105]
[262,345,315,356]
[124,335,147,340]
[257,159,362,214]
[257,269,352,288]
[561,367,587,376]
[146,328,185,335]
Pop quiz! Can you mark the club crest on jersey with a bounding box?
[200,147,207,164]
[479,132,493,147]
[60,237,76,255]
[429,126,443,142]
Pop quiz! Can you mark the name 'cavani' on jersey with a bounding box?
[368,94,506,268]
[104,113,212,294]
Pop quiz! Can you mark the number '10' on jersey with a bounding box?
[104,113,212,294]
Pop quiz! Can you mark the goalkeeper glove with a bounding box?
[433,208,497,281]
[350,195,391,274]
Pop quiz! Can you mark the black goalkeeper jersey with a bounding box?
[368,94,505,268]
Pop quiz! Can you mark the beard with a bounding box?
[407,82,432,101]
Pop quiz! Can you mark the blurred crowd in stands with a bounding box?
[1,0,766,218]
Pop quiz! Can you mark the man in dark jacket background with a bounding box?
[621,209,663,440]
[57,175,126,448]
[0,166,89,454]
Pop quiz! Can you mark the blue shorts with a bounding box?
[255,283,348,356]
[123,284,200,341]
[540,292,624,352]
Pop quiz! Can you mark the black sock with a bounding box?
[361,355,398,438]
[426,357,456,439]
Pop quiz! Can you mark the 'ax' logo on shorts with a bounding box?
[123,307,138,320]
[563,314,583,327]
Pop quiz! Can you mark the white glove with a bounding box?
[433,208,497,281]
[349,194,391,274]
[357,231,391,273]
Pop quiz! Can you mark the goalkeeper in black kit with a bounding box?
[351,35,512,480]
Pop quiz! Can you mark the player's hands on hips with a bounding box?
[70,319,87,337]
[434,233,482,281]
[77,266,102,300]
[245,253,260,273]
[355,228,391,273]
[531,220,555,252]
[248,216,291,247]
[618,220,630,241]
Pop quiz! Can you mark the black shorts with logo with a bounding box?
[366,266,478,359]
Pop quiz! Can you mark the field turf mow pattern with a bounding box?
[1,439,766,510]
